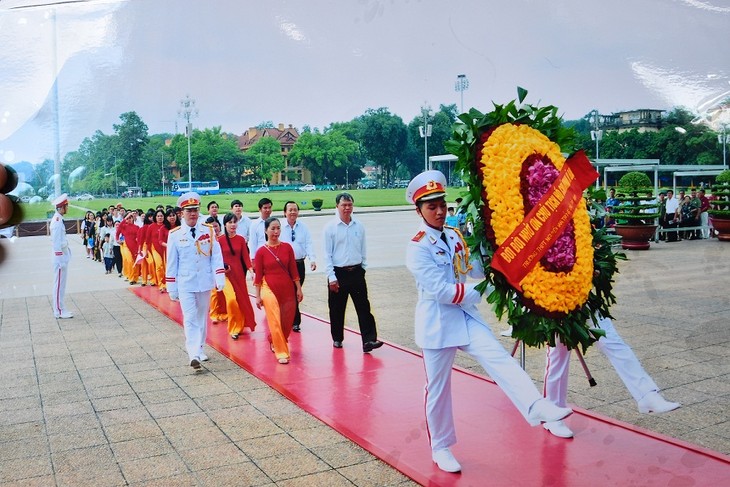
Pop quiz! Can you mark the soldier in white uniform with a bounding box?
[165,192,225,370]
[405,170,572,474]
[542,314,680,438]
[50,193,73,319]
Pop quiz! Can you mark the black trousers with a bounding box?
[293,259,306,326]
[112,245,123,273]
[328,265,377,344]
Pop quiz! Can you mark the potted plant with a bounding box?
[709,170,730,241]
[311,198,323,211]
[612,171,659,250]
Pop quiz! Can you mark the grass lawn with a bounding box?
[18,187,469,221]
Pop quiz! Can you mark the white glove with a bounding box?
[216,284,225,292]
[169,293,179,301]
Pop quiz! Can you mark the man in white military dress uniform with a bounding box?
[50,193,73,319]
[404,170,572,474]
[165,192,225,370]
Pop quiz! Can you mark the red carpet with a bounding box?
[131,286,730,486]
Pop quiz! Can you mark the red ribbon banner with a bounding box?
[491,150,598,291]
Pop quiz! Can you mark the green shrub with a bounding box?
[618,171,652,190]
[715,169,730,185]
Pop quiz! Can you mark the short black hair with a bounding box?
[207,200,218,210]
[284,200,299,212]
[258,198,273,209]
[231,199,243,208]
[336,192,354,204]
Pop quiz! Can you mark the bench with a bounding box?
[655,224,712,241]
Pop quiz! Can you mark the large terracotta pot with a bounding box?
[709,216,730,241]
[614,224,658,250]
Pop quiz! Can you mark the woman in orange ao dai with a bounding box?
[254,217,302,364]
[219,213,257,339]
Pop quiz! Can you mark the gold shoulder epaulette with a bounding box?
[202,223,213,229]
[170,226,181,233]
[412,230,426,242]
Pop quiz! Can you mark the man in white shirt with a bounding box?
[205,200,224,228]
[50,193,73,319]
[323,193,382,353]
[280,200,317,332]
[664,189,680,242]
[230,199,252,241]
[248,197,273,265]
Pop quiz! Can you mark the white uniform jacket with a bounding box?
[165,222,225,295]
[50,211,71,264]
[406,223,488,349]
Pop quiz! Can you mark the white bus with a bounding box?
[171,180,220,196]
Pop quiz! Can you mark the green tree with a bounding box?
[167,127,246,186]
[358,107,407,184]
[113,112,149,185]
[245,136,285,184]
[406,104,458,180]
[289,129,360,185]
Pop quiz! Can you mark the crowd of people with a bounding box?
[602,186,713,241]
[65,193,383,368]
[50,175,683,474]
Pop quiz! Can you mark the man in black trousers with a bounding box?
[322,193,383,353]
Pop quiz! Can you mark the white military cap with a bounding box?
[176,191,201,209]
[52,193,69,208]
[405,170,447,204]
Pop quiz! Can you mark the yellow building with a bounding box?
[238,124,311,184]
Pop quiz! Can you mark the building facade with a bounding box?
[602,109,665,133]
[238,123,310,185]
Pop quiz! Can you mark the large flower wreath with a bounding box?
[445,88,625,353]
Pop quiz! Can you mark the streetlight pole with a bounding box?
[178,95,198,185]
[114,156,118,197]
[419,104,432,172]
[160,152,165,196]
[454,74,469,114]
[719,124,728,169]
[590,109,603,187]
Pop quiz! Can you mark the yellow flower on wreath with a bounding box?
[479,123,594,314]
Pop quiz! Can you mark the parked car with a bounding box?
[299,184,316,192]
[255,186,270,193]
[77,193,95,201]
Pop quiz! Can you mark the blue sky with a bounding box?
[1,0,728,167]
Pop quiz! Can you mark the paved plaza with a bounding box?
[1,207,729,485]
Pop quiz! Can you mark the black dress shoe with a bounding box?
[292,324,301,332]
[363,340,384,353]
[333,341,343,348]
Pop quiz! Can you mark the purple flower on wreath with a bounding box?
[526,158,576,272]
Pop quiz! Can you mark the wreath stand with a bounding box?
[510,339,597,387]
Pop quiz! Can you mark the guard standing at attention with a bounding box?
[165,192,226,371]
[50,193,73,319]
[405,170,572,473]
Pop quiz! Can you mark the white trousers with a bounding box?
[52,262,68,316]
[701,212,709,238]
[179,291,211,361]
[422,316,542,451]
[544,316,659,407]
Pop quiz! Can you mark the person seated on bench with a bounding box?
[664,190,680,242]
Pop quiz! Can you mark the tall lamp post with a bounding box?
[590,109,603,187]
[454,74,469,114]
[419,104,432,172]
[160,152,166,196]
[719,124,728,169]
[178,95,198,185]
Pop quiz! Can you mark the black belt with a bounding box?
[334,264,361,272]
[295,258,305,263]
